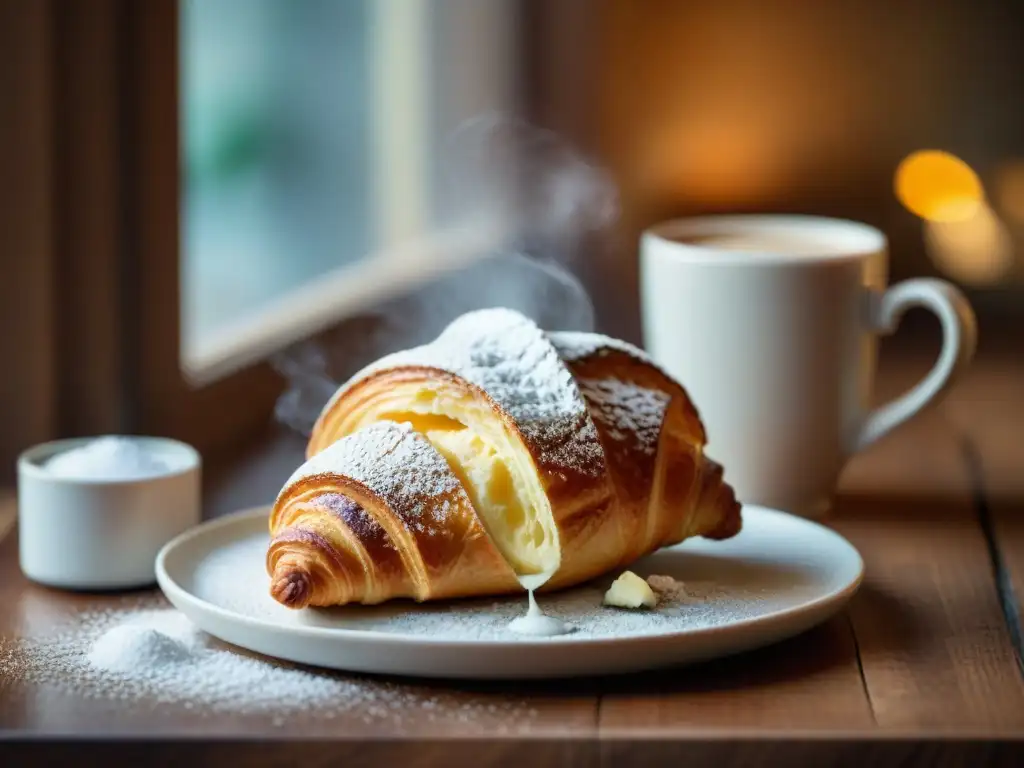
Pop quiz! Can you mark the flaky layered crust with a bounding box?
[268,309,741,608]
[267,422,520,607]
[306,310,611,517]
[543,332,741,589]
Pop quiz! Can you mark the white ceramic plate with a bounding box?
[155,505,863,680]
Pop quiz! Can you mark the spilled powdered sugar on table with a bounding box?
[0,570,779,729]
[0,595,536,730]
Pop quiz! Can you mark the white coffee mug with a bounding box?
[640,214,977,518]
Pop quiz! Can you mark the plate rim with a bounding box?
[155,503,865,651]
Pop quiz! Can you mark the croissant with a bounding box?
[267,308,741,609]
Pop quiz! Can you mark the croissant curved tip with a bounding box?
[698,458,743,540]
[703,494,742,540]
[270,569,313,609]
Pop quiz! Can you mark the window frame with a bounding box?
[2,0,680,472]
[0,0,57,479]
[118,0,284,460]
[137,0,520,458]
[1,0,566,471]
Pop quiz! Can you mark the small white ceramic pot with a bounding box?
[17,436,202,590]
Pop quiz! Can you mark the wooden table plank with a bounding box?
[988,504,1024,703]
[598,615,874,735]
[0,490,14,543]
[0,740,601,768]
[599,738,1024,767]
[941,355,1024,689]
[942,355,1024,504]
[832,398,1024,733]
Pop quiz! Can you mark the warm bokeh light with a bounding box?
[639,115,791,206]
[923,201,1014,285]
[994,159,1024,223]
[895,150,983,222]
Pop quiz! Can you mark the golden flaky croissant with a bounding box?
[267,308,741,609]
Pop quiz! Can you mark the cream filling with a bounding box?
[374,388,560,578]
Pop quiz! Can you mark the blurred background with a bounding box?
[2,0,1022,477]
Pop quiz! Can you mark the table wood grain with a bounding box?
[944,354,1024,726]
[2,354,1023,765]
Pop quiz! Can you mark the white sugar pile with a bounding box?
[0,598,535,726]
[87,620,193,672]
[44,436,171,480]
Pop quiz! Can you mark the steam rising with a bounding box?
[442,112,619,264]
[273,113,620,435]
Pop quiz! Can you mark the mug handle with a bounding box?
[852,277,978,453]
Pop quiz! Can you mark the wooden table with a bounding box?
[2,348,1023,766]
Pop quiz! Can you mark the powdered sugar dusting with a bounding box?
[185,528,812,643]
[280,422,461,537]
[577,379,670,457]
[0,598,536,726]
[331,308,604,478]
[548,330,656,366]
[549,327,707,444]
[44,435,173,480]
[356,577,776,641]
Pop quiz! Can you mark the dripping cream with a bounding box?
[507,572,573,637]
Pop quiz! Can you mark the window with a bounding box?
[182,0,376,353]
[0,0,538,465]
[180,0,521,384]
